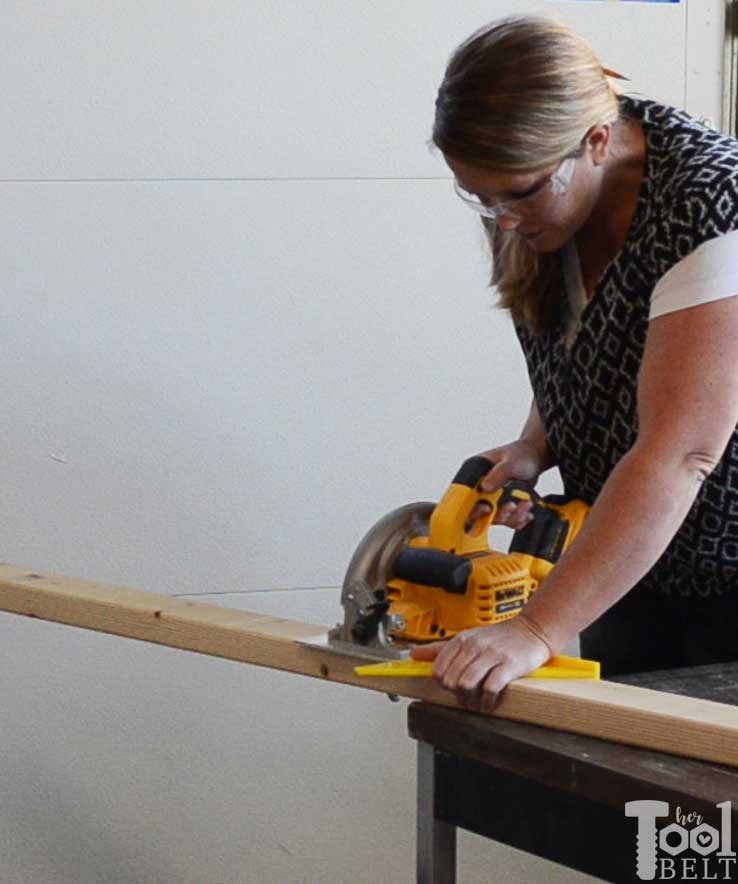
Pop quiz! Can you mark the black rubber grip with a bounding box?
[508,502,569,564]
[392,547,472,595]
[452,456,493,488]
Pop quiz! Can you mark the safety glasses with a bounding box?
[453,156,577,220]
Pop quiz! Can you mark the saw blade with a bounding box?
[323,501,435,658]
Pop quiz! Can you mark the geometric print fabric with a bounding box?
[515,96,738,597]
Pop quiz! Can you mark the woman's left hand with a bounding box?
[409,618,552,713]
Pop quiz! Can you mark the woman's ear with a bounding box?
[586,124,612,167]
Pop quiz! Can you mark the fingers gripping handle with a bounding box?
[499,481,540,509]
[428,456,538,555]
[454,455,539,506]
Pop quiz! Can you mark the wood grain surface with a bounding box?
[2,563,738,767]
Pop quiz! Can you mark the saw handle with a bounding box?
[499,481,541,511]
[428,455,539,555]
[458,455,540,533]
[455,455,538,501]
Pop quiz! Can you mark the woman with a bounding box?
[411,15,738,710]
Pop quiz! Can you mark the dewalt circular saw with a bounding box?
[303,456,588,662]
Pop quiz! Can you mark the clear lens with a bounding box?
[453,155,577,219]
[452,181,521,219]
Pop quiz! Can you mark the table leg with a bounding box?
[417,741,457,884]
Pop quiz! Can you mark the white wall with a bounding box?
[0,2,714,883]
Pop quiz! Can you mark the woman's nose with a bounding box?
[496,213,521,231]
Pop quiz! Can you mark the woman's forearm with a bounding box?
[519,398,557,473]
[519,441,710,653]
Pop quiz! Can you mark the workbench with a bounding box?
[408,662,738,884]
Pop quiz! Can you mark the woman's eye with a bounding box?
[510,183,540,200]
[514,174,554,200]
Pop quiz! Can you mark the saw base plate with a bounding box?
[297,631,413,663]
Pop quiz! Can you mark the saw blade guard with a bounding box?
[328,502,435,655]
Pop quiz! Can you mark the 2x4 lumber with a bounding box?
[1,563,738,768]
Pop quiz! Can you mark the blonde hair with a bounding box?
[433,16,623,333]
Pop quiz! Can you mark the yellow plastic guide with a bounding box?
[354,653,600,680]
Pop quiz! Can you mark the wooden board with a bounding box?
[2,563,738,767]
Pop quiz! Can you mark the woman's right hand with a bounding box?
[467,439,549,532]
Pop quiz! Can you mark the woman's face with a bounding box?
[444,144,603,253]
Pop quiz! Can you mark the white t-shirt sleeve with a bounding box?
[650,228,738,320]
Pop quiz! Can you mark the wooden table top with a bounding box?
[408,661,738,809]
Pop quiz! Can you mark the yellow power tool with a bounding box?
[303,455,588,662]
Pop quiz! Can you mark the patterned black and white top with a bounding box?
[515,95,738,597]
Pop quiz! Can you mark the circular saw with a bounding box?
[302,456,589,662]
